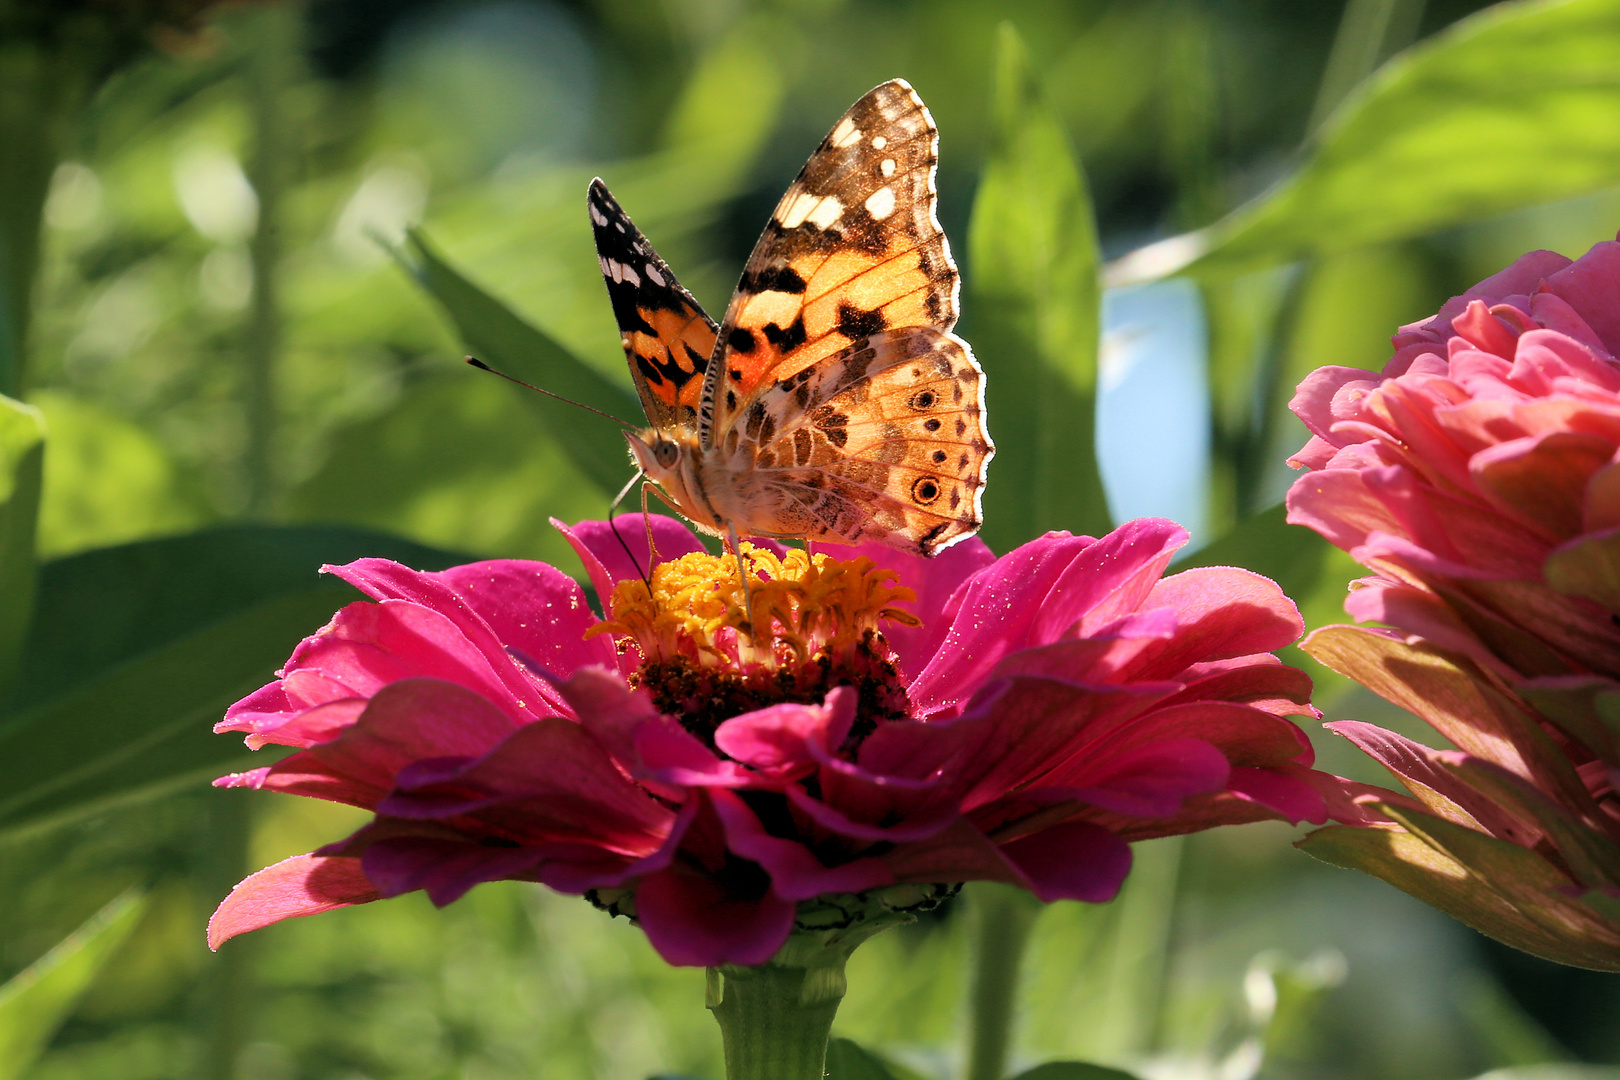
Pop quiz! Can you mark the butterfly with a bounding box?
[589,78,992,559]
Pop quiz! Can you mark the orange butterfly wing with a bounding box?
[588,179,716,431]
[698,79,963,442]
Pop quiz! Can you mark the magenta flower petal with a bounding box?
[1059,737,1230,817]
[908,521,1186,717]
[714,688,855,774]
[815,536,997,678]
[208,854,380,950]
[326,560,565,712]
[212,514,1333,964]
[635,866,798,967]
[999,820,1133,903]
[709,789,895,900]
[554,515,707,607]
[252,678,521,807]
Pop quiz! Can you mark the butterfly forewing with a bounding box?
[588,179,716,430]
[701,79,963,443]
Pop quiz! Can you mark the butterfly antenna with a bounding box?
[606,471,654,595]
[466,357,638,429]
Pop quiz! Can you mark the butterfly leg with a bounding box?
[640,481,664,565]
[725,523,756,635]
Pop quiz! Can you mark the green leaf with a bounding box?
[0,890,148,1080]
[31,390,211,560]
[967,23,1109,552]
[0,394,43,704]
[405,230,643,497]
[1469,1068,1620,1079]
[824,1037,900,1080]
[0,525,466,842]
[1111,0,1620,282]
[1009,1063,1144,1080]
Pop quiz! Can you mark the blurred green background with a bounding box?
[5,0,1620,1077]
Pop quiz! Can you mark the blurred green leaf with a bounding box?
[1469,1069,1620,1080]
[1009,1064,1143,1080]
[0,395,43,704]
[0,890,147,1080]
[967,23,1109,553]
[0,525,466,842]
[31,391,211,560]
[285,371,604,566]
[405,231,643,497]
[1111,0,1620,283]
[825,1037,900,1080]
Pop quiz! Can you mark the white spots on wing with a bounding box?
[645,265,666,287]
[603,258,641,286]
[598,255,611,275]
[614,221,626,232]
[589,201,608,226]
[778,189,844,230]
[871,135,888,150]
[807,195,844,230]
[880,158,896,178]
[864,186,896,221]
[830,116,862,148]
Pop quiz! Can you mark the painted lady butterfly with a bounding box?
[590,78,992,557]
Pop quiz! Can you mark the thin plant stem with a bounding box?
[242,4,299,516]
[963,883,1042,1080]
[707,958,848,1080]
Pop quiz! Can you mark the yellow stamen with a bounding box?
[588,544,919,664]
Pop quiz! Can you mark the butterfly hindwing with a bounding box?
[588,178,716,430]
[701,79,962,443]
[719,327,990,554]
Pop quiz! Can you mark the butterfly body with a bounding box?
[594,79,992,557]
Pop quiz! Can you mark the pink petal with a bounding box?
[813,536,997,680]
[257,678,521,808]
[1226,766,1329,824]
[1544,239,1620,356]
[1000,820,1133,902]
[709,789,894,900]
[208,854,380,950]
[908,521,1187,717]
[324,559,558,715]
[554,515,707,610]
[635,867,797,967]
[1059,737,1230,817]
[714,687,856,773]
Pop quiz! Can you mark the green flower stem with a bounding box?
[707,956,847,1080]
[964,883,1042,1080]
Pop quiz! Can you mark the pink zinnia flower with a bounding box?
[210,516,1329,967]
[1287,236,1620,969]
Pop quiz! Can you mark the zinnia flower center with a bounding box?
[588,545,919,752]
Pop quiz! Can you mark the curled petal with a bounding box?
[209,854,380,950]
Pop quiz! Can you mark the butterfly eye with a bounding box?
[655,441,680,468]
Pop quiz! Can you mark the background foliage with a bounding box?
[5,0,1620,1078]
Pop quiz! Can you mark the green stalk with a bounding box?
[963,883,1042,1080]
[241,4,299,516]
[707,959,847,1080]
[0,32,93,398]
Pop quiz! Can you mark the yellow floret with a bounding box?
[588,544,918,664]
